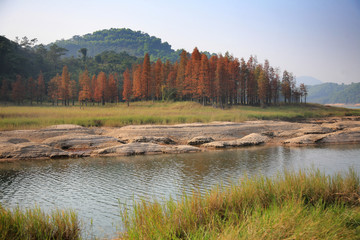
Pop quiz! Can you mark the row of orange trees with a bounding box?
[1,48,307,106]
[122,48,307,106]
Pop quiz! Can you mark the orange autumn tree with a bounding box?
[153,59,162,100]
[36,71,45,104]
[227,57,240,105]
[132,65,142,100]
[11,75,25,105]
[60,65,70,105]
[107,73,118,103]
[164,61,177,100]
[122,68,132,106]
[176,50,188,99]
[94,71,107,105]
[257,67,268,107]
[90,74,96,104]
[78,68,91,105]
[198,54,210,105]
[48,74,61,105]
[208,55,218,104]
[141,53,151,100]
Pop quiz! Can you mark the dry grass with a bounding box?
[0,205,80,240]
[0,101,359,130]
[120,169,360,239]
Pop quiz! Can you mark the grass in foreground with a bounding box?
[120,169,360,239]
[0,205,80,240]
[0,101,359,130]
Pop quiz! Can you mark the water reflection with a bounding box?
[0,144,359,238]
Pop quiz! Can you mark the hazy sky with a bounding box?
[1,0,359,84]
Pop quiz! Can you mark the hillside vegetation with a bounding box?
[53,28,182,62]
[307,82,360,104]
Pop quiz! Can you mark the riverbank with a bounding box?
[120,168,360,239]
[0,116,360,161]
[1,169,359,239]
[1,102,359,131]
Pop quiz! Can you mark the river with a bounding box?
[1,144,360,239]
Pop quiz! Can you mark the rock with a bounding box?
[93,142,167,156]
[273,130,302,138]
[45,124,86,130]
[127,136,175,144]
[0,142,70,159]
[93,142,201,156]
[187,136,214,145]
[319,127,360,144]
[0,137,30,144]
[299,125,334,135]
[236,133,269,145]
[322,121,360,131]
[42,134,120,149]
[103,120,302,144]
[0,124,95,142]
[202,141,229,148]
[282,134,327,145]
[163,145,201,154]
[202,133,268,148]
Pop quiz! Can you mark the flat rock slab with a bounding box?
[282,134,327,145]
[299,125,334,135]
[319,127,360,144]
[103,121,302,144]
[93,142,201,156]
[0,142,70,159]
[42,134,120,149]
[163,145,201,154]
[0,124,95,142]
[188,136,215,145]
[1,118,360,161]
[202,133,268,148]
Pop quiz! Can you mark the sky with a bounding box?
[0,0,359,84]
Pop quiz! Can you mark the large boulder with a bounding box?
[127,136,175,144]
[187,136,215,145]
[42,134,120,149]
[202,133,268,148]
[163,145,201,154]
[236,133,269,145]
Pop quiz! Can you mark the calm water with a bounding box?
[0,144,360,238]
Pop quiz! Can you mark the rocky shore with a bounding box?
[0,117,359,161]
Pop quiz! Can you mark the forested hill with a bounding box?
[307,82,360,104]
[52,28,182,62]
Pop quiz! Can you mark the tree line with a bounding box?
[122,48,308,107]
[1,47,308,107]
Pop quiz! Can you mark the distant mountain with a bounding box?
[296,76,322,86]
[51,28,182,62]
[307,82,360,104]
